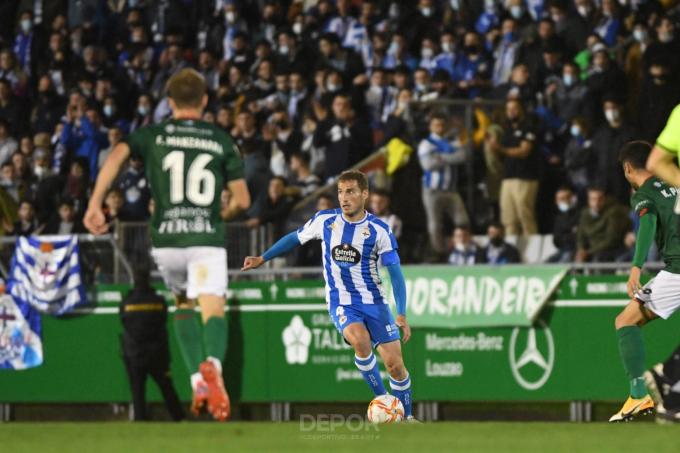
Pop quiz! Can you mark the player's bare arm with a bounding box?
[84,141,131,235]
[627,266,642,299]
[241,255,265,271]
[221,178,251,220]
[646,145,680,187]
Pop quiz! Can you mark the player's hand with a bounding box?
[83,205,109,235]
[241,256,265,271]
[396,314,411,343]
[627,266,642,298]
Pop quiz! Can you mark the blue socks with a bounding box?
[390,374,413,417]
[355,352,413,418]
[355,353,387,396]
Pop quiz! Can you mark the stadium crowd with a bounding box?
[0,0,679,264]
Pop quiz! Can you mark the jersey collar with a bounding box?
[340,210,369,225]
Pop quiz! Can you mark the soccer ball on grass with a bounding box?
[367,394,404,423]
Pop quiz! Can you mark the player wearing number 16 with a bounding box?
[84,68,250,421]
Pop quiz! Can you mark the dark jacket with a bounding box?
[552,208,579,252]
[476,242,521,265]
[119,287,169,364]
[576,199,631,258]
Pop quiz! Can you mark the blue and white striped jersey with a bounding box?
[296,209,398,306]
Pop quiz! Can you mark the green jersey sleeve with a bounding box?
[657,104,680,154]
[221,134,244,182]
[124,127,151,160]
[631,191,657,218]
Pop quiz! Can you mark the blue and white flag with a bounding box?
[0,293,43,369]
[7,235,86,315]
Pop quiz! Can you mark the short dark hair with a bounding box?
[271,175,287,186]
[619,140,652,170]
[318,193,334,204]
[371,188,390,198]
[290,151,310,166]
[338,170,368,191]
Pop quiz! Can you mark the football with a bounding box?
[367,394,404,423]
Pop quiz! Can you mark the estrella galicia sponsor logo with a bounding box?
[509,320,554,390]
[332,243,361,267]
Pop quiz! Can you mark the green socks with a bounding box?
[174,308,204,373]
[204,316,228,363]
[617,326,648,398]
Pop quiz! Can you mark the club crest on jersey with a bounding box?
[332,243,361,267]
[361,227,370,238]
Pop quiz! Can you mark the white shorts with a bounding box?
[634,270,680,319]
[150,247,227,299]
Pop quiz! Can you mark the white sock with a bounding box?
[207,356,223,374]
[191,372,203,390]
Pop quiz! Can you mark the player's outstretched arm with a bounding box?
[84,142,131,235]
[241,230,301,271]
[223,178,251,220]
[627,212,657,298]
[646,146,680,188]
[383,251,410,343]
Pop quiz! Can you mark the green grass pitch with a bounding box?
[1,422,678,452]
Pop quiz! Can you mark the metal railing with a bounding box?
[0,234,134,284]
[114,221,274,273]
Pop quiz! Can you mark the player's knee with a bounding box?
[384,356,405,378]
[615,311,634,330]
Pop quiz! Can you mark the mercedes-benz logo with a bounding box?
[509,320,554,390]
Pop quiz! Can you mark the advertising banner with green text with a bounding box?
[383,265,568,329]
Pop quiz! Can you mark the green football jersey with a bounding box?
[124,119,244,248]
[631,176,680,273]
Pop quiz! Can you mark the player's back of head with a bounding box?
[166,68,207,109]
[619,140,652,169]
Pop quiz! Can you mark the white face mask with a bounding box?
[454,242,467,252]
[577,5,590,17]
[20,19,32,33]
[293,22,303,35]
[421,47,434,59]
[563,74,574,86]
[278,45,289,55]
[605,109,620,123]
[103,105,114,117]
[138,105,149,116]
[442,42,453,53]
[557,201,571,213]
[420,7,432,17]
[326,82,340,92]
[510,6,523,19]
[633,30,647,42]
[225,11,236,24]
[570,124,581,137]
[388,41,399,54]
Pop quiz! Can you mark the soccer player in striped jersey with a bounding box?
[242,170,416,421]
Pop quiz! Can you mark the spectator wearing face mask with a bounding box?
[130,94,153,133]
[586,44,627,117]
[552,62,591,125]
[644,16,680,76]
[592,96,635,204]
[447,225,479,266]
[477,222,521,265]
[492,18,521,87]
[546,186,579,263]
[636,62,680,144]
[563,117,595,203]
